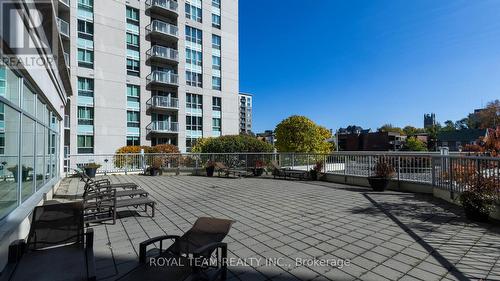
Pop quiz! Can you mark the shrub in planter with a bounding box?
[81,163,101,178]
[205,160,215,177]
[252,160,265,176]
[309,161,324,180]
[367,157,395,191]
[457,170,497,222]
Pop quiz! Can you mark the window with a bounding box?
[78,48,93,67]
[212,34,221,50]
[185,1,202,23]
[186,137,199,152]
[186,116,203,131]
[126,6,139,22]
[77,135,94,154]
[186,93,203,110]
[77,0,93,20]
[186,49,203,66]
[77,77,94,96]
[77,107,94,125]
[212,14,221,29]
[212,97,221,111]
[126,33,139,47]
[212,0,220,8]
[127,136,140,146]
[212,118,221,132]
[212,55,221,70]
[186,26,202,44]
[186,71,202,87]
[127,58,140,76]
[77,20,93,36]
[212,76,221,91]
[127,84,140,109]
[127,111,140,128]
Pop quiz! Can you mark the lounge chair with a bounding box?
[118,217,234,281]
[83,188,155,224]
[271,161,309,180]
[1,202,96,281]
[83,177,149,199]
[214,162,250,178]
[75,168,138,190]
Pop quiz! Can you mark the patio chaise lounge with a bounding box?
[75,168,138,190]
[214,162,251,178]
[83,188,155,225]
[0,202,96,281]
[271,161,309,180]
[118,217,234,281]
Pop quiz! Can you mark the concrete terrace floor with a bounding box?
[57,175,500,281]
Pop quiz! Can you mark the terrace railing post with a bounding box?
[449,157,454,200]
[431,157,436,187]
[397,156,401,187]
[292,153,295,170]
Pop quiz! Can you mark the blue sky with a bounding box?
[239,0,500,133]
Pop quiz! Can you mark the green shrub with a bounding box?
[191,135,274,153]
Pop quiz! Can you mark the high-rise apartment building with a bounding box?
[61,0,239,154]
[238,92,252,134]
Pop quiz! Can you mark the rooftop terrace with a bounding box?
[57,174,500,281]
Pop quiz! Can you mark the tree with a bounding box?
[192,135,274,153]
[477,100,500,129]
[454,118,469,130]
[275,115,333,153]
[403,126,425,137]
[377,124,404,135]
[442,120,456,132]
[404,137,428,151]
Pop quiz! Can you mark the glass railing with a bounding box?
[148,96,179,109]
[147,45,178,62]
[146,0,178,13]
[146,20,178,37]
[147,71,179,86]
[147,121,179,133]
[56,18,70,37]
[64,52,70,67]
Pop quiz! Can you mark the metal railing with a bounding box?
[146,121,179,133]
[146,71,178,86]
[147,45,179,62]
[146,0,178,13]
[57,18,70,37]
[146,20,178,38]
[147,96,179,110]
[64,152,500,199]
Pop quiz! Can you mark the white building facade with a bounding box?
[238,92,252,134]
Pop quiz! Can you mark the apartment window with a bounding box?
[212,0,220,8]
[77,135,94,154]
[77,77,94,97]
[212,34,221,50]
[127,111,140,128]
[186,93,203,110]
[185,0,202,23]
[212,118,221,132]
[77,49,93,68]
[77,20,93,36]
[77,0,93,20]
[186,116,203,131]
[127,84,140,109]
[186,71,202,87]
[212,76,221,91]
[127,136,140,146]
[186,49,203,66]
[212,97,221,111]
[186,137,199,152]
[212,14,221,29]
[77,106,94,125]
[126,33,139,47]
[126,6,139,22]
[212,55,221,70]
[186,26,202,44]
[127,58,140,76]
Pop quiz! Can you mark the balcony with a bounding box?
[64,52,70,68]
[145,0,178,18]
[146,71,178,88]
[146,45,178,65]
[58,0,70,10]
[56,17,70,38]
[145,20,178,42]
[146,121,179,134]
[147,96,179,112]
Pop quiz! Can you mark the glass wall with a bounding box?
[0,63,61,220]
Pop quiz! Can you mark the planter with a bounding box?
[463,205,490,223]
[149,168,162,176]
[12,170,30,183]
[253,168,264,177]
[206,166,215,177]
[367,177,390,191]
[309,170,318,181]
[84,168,97,178]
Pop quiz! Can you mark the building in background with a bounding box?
[0,0,72,268]
[238,92,252,134]
[424,113,436,128]
[338,131,405,151]
[437,129,487,151]
[61,0,239,154]
[256,130,276,145]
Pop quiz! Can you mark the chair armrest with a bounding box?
[85,229,96,281]
[8,239,26,263]
[139,235,180,264]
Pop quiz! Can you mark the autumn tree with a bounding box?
[275,115,333,153]
[403,137,428,151]
[377,124,404,135]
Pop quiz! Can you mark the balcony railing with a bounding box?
[146,0,178,16]
[147,96,179,110]
[146,20,178,39]
[64,52,70,67]
[146,45,178,63]
[59,0,70,8]
[56,18,70,38]
[146,71,178,86]
[147,121,179,133]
